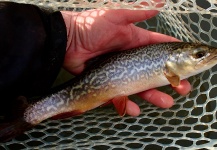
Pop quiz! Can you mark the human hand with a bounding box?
[61,9,191,116]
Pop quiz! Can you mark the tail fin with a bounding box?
[0,118,34,142]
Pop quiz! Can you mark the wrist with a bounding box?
[60,11,83,74]
[60,11,77,51]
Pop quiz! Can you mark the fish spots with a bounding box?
[47,105,57,111]
[23,42,185,125]
[24,87,72,125]
[56,99,65,107]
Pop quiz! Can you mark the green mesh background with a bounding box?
[1,0,217,149]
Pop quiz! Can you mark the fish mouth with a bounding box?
[205,55,217,64]
[195,54,217,69]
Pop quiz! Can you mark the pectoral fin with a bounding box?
[112,96,129,117]
[164,65,180,87]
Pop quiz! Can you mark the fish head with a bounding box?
[166,43,217,79]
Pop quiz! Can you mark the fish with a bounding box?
[1,42,217,142]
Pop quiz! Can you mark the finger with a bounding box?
[138,89,174,108]
[106,9,159,24]
[146,30,181,44]
[125,99,141,117]
[79,8,159,24]
[64,57,85,75]
[121,26,180,50]
[172,79,192,96]
[105,0,166,24]
[121,10,159,24]
[123,0,167,23]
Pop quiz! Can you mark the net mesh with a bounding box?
[1,0,217,149]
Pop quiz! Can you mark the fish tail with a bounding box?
[0,118,34,142]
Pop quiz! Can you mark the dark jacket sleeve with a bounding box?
[0,2,67,96]
[0,2,67,119]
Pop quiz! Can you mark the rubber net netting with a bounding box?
[1,0,217,149]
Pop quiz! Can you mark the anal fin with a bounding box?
[100,100,112,107]
[51,110,83,120]
[112,96,129,117]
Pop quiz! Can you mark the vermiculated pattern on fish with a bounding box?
[1,42,217,142]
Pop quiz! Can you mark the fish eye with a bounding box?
[195,51,206,59]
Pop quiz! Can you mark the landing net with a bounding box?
[1,0,217,149]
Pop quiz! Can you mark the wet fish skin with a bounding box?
[24,42,217,124]
[24,42,173,125]
[1,42,217,142]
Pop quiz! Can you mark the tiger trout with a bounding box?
[1,42,217,142]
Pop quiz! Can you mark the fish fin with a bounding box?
[0,95,29,123]
[0,118,34,142]
[164,64,180,87]
[100,100,112,107]
[51,110,83,120]
[112,96,128,117]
